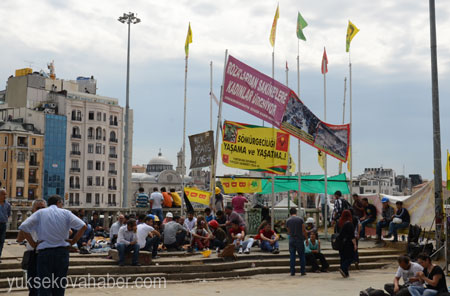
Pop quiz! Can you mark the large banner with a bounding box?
[188,131,214,169]
[221,120,290,175]
[223,55,290,127]
[220,178,262,194]
[222,55,350,161]
[184,187,211,206]
[280,92,350,161]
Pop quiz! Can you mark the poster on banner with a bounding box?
[184,187,211,206]
[223,55,291,127]
[220,178,262,194]
[221,120,290,175]
[281,92,350,161]
[188,131,214,169]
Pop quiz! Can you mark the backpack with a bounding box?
[360,287,389,296]
[331,233,343,251]
[341,199,352,211]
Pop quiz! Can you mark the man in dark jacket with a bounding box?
[384,201,410,242]
[376,197,394,242]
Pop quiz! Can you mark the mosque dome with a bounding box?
[147,151,173,173]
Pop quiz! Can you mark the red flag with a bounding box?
[321,47,328,74]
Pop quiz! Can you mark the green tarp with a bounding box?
[260,173,350,195]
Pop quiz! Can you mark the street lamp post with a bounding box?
[118,12,140,209]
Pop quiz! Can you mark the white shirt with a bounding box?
[25,231,38,251]
[317,194,331,207]
[19,205,85,250]
[136,223,155,250]
[395,262,423,286]
[109,221,124,239]
[150,192,164,209]
[183,217,197,232]
[117,225,137,246]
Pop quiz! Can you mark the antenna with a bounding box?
[24,60,34,68]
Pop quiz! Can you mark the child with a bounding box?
[259,223,280,254]
[191,220,210,251]
[229,220,254,254]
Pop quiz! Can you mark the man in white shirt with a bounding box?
[19,195,87,296]
[137,216,161,259]
[317,193,331,226]
[183,211,197,232]
[117,219,140,266]
[109,214,126,247]
[384,255,423,296]
[150,187,164,222]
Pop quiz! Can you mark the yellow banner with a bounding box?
[220,178,262,194]
[184,187,211,206]
[221,120,290,175]
[269,4,279,47]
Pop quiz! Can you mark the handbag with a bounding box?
[331,233,344,251]
[21,250,34,270]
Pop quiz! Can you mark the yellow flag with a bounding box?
[184,187,211,206]
[185,23,193,57]
[446,150,450,190]
[318,150,325,171]
[346,20,359,52]
[289,154,296,173]
[269,4,280,47]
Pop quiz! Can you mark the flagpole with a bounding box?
[349,49,353,200]
[339,77,347,175]
[209,60,215,207]
[286,60,291,215]
[211,50,228,214]
[182,54,188,216]
[296,40,303,212]
[323,48,328,239]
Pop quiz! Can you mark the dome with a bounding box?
[131,173,156,182]
[147,151,173,173]
[148,152,173,166]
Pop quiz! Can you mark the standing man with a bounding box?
[214,187,224,213]
[286,207,308,276]
[0,189,11,262]
[332,191,351,232]
[318,193,330,227]
[136,187,149,209]
[150,188,164,222]
[352,194,365,219]
[19,195,87,296]
[231,193,248,221]
[116,219,140,266]
[376,198,394,243]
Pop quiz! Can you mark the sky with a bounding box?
[0,0,449,180]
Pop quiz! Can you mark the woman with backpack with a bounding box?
[336,209,357,278]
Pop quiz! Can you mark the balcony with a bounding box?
[109,154,117,159]
[70,168,81,173]
[93,203,100,207]
[108,170,117,175]
[87,135,94,140]
[96,136,102,140]
[108,202,117,207]
[29,178,39,185]
[109,138,118,143]
[71,134,81,139]
[69,201,80,206]
[17,143,27,147]
[71,116,82,122]
[70,184,81,189]
[29,161,39,167]
[70,151,81,156]
[110,121,118,126]
[108,186,117,191]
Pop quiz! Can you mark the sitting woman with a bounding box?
[304,232,329,272]
[259,223,280,254]
[408,253,448,296]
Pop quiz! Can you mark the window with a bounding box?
[75,193,80,205]
[18,151,25,162]
[109,146,116,155]
[87,176,93,186]
[17,168,24,180]
[3,151,6,162]
[71,159,79,169]
[109,163,115,170]
[29,169,37,183]
[103,113,106,121]
[97,112,102,121]
[95,176,101,186]
[102,177,104,186]
[112,194,116,204]
[102,162,105,171]
[88,144,94,153]
[28,188,35,200]
[108,194,111,204]
[18,136,27,146]
[95,144,102,154]
[88,128,94,139]
[16,187,23,197]
[96,127,102,140]
[88,111,94,120]
[95,161,101,171]
[95,193,100,205]
[87,160,93,170]
[86,193,92,203]
[4,136,7,145]
[103,145,105,154]
[30,152,37,165]
[69,193,73,204]
[3,168,6,180]
[32,138,36,145]
[71,143,79,152]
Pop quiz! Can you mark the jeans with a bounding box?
[289,238,306,275]
[26,250,38,296]
[143,236,160,258]
[376,220,390,238]
[305,252,329,271]
[151,208,163,222]
[260,240,279,252]
[211,239,225,250]
[0,222,6,257]
[37,247,70,296]
[360,218,375,238]
[321,205,330,226]
[384,284,411,296]
[388,222,409,240]
[339,250,353,276]
[408,286,438,296]
[233,237,254,250]
[117,243,140,265]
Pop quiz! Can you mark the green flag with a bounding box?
[296,12,308,41]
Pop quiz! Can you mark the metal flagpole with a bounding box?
[428,0,443,255]
[323,49,328,239]
[349,49,353,201]
[286,61,291,214]
[211,50,228,213]
[270,47,275,231]
[181,55,188,216]
[297,40,303,212]
[339,77,347,175]
[209,61,215,207]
